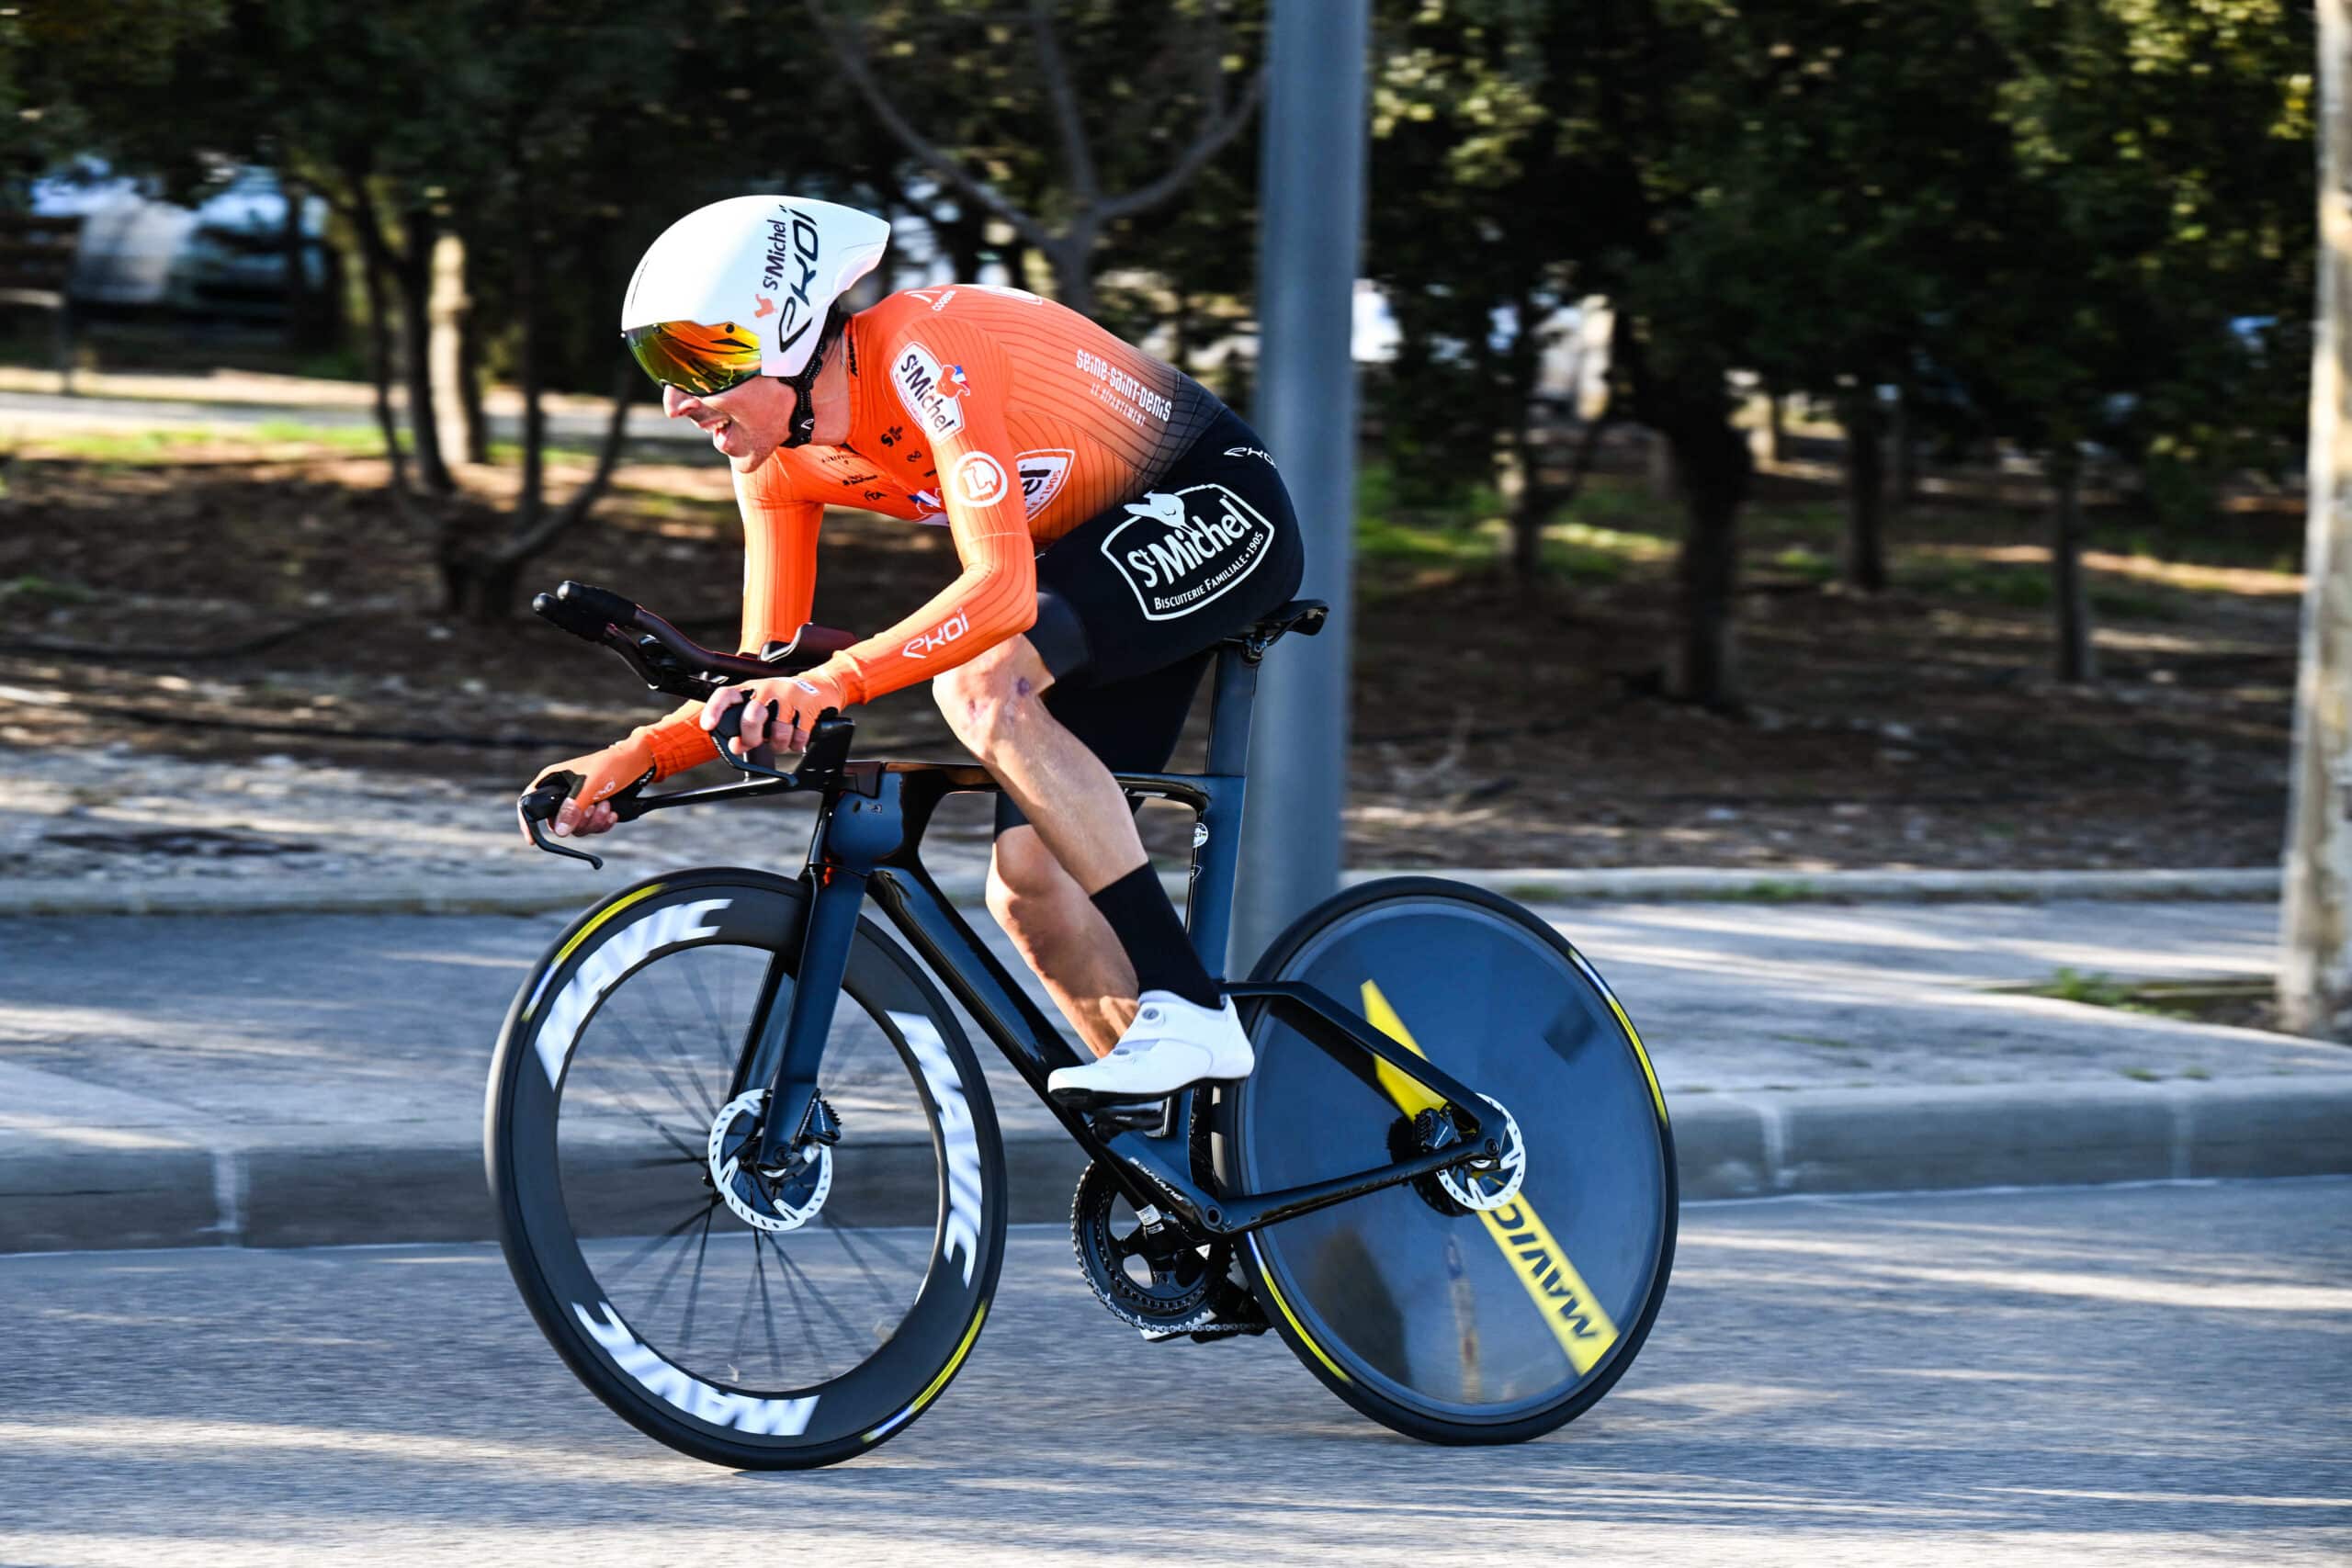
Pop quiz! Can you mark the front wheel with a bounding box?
[485,868,1007,1469]
[1216,876,1676,1444]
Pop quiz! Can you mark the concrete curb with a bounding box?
[6,1075,2346,1253]
[0,865,2281,919]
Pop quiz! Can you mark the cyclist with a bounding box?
[527,196,1304,1104]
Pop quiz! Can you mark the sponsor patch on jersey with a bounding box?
[1100,484,1276,622]
[953,450,1009,507]
[892,340,969,438]
[1017,449,1072,514]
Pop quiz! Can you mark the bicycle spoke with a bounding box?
[820,1214,925,1274]
[822,1216,914,1309]
[678,956,741,1110]
[601,1198,721,1283]
[754,1227,835,1383]
[773,1237,867,1359]
[582,1061,708,1164]
[639,964,720,1122]
[679,1205,718,1349]
[641,1201,718,1322]
[730,1234,766,1381]
[605,1011,718,1129]
[751,1230,788,1385]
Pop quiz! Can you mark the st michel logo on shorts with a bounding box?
[1101,484,1275,621]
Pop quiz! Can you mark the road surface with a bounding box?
[0,1179,2344,1565]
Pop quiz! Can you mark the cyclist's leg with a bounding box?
[978,650,1215,1055]
[934,630,1218,1054]
[937,411,1304,1089]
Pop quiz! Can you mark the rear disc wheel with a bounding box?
[1217,876,1677,1443]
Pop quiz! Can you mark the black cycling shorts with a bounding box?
[995,406,1304,836]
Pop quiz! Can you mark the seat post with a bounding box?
[1204,642,1262,777]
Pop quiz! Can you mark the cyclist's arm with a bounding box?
[798,323,1034,706]
[638,460,823,777]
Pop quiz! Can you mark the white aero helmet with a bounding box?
[621,195,890,444]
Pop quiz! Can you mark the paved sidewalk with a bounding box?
[1,895,2343,1251]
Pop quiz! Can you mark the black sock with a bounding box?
[1088,863,1222,1010]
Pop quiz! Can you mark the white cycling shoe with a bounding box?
[1046,990,1255,1108]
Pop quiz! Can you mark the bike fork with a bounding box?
[732,867,870,1169]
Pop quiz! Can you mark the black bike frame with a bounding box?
[655,634,1494,1240]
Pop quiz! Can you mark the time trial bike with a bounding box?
[485,580,1677,1469]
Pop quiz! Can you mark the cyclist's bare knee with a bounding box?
[933,636,1056,766]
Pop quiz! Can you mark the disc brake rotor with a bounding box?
[707,1089,833,1233]
[1436,1094,1527,1213]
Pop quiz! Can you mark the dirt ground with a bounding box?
[0,436,2308,872]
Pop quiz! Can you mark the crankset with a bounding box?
[1069,1160,1265,1342]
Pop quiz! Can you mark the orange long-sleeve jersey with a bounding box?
[641,283,1227,777]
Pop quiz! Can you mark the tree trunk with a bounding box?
[2282,0,2352,1041]
[2048,446,2097,682]
[346,180,412,499]
[444,230,546,619]
[1646,429,1679,502]
[278,170,314,354]
[458,294,488,464]
[1508,412,1548,595]
[1666,412,1751,708]
[1048,236,1095,316]
[394,206,453,496]
[1890,379,1921,513]
[1839,390,1889,592]
[428,230,484,466]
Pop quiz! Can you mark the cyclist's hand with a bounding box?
[701,671,848,759]
[525,734,655,841]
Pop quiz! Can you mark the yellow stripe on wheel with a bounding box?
[1360,978,1622,1376]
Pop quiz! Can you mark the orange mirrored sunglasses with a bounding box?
[623,320,763,397]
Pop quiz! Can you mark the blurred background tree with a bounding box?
[0,0,2320,670]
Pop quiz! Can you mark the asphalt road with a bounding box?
[1,1179,2345,1565]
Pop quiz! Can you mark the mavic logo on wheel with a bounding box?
[536,898,732,1086]
[890,1010,984,1286]
[1486,1201,1619,1372]
[573,1301,818,1436]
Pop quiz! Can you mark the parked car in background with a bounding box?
[30,162,331,322]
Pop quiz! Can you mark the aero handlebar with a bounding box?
[514,581,858,868]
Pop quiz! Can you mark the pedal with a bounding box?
[1084,1100,1176,1137]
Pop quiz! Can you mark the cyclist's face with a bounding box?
[662,376,797,471]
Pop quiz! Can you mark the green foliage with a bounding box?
[2041,966,2136,1007]
[0,571,95,605]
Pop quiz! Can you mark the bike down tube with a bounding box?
[865,859,1099,1119]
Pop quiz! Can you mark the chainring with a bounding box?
[1069,1159,1224,1337]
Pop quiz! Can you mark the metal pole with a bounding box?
[1232,0,1369,975]
[2281,0,2352,1040]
